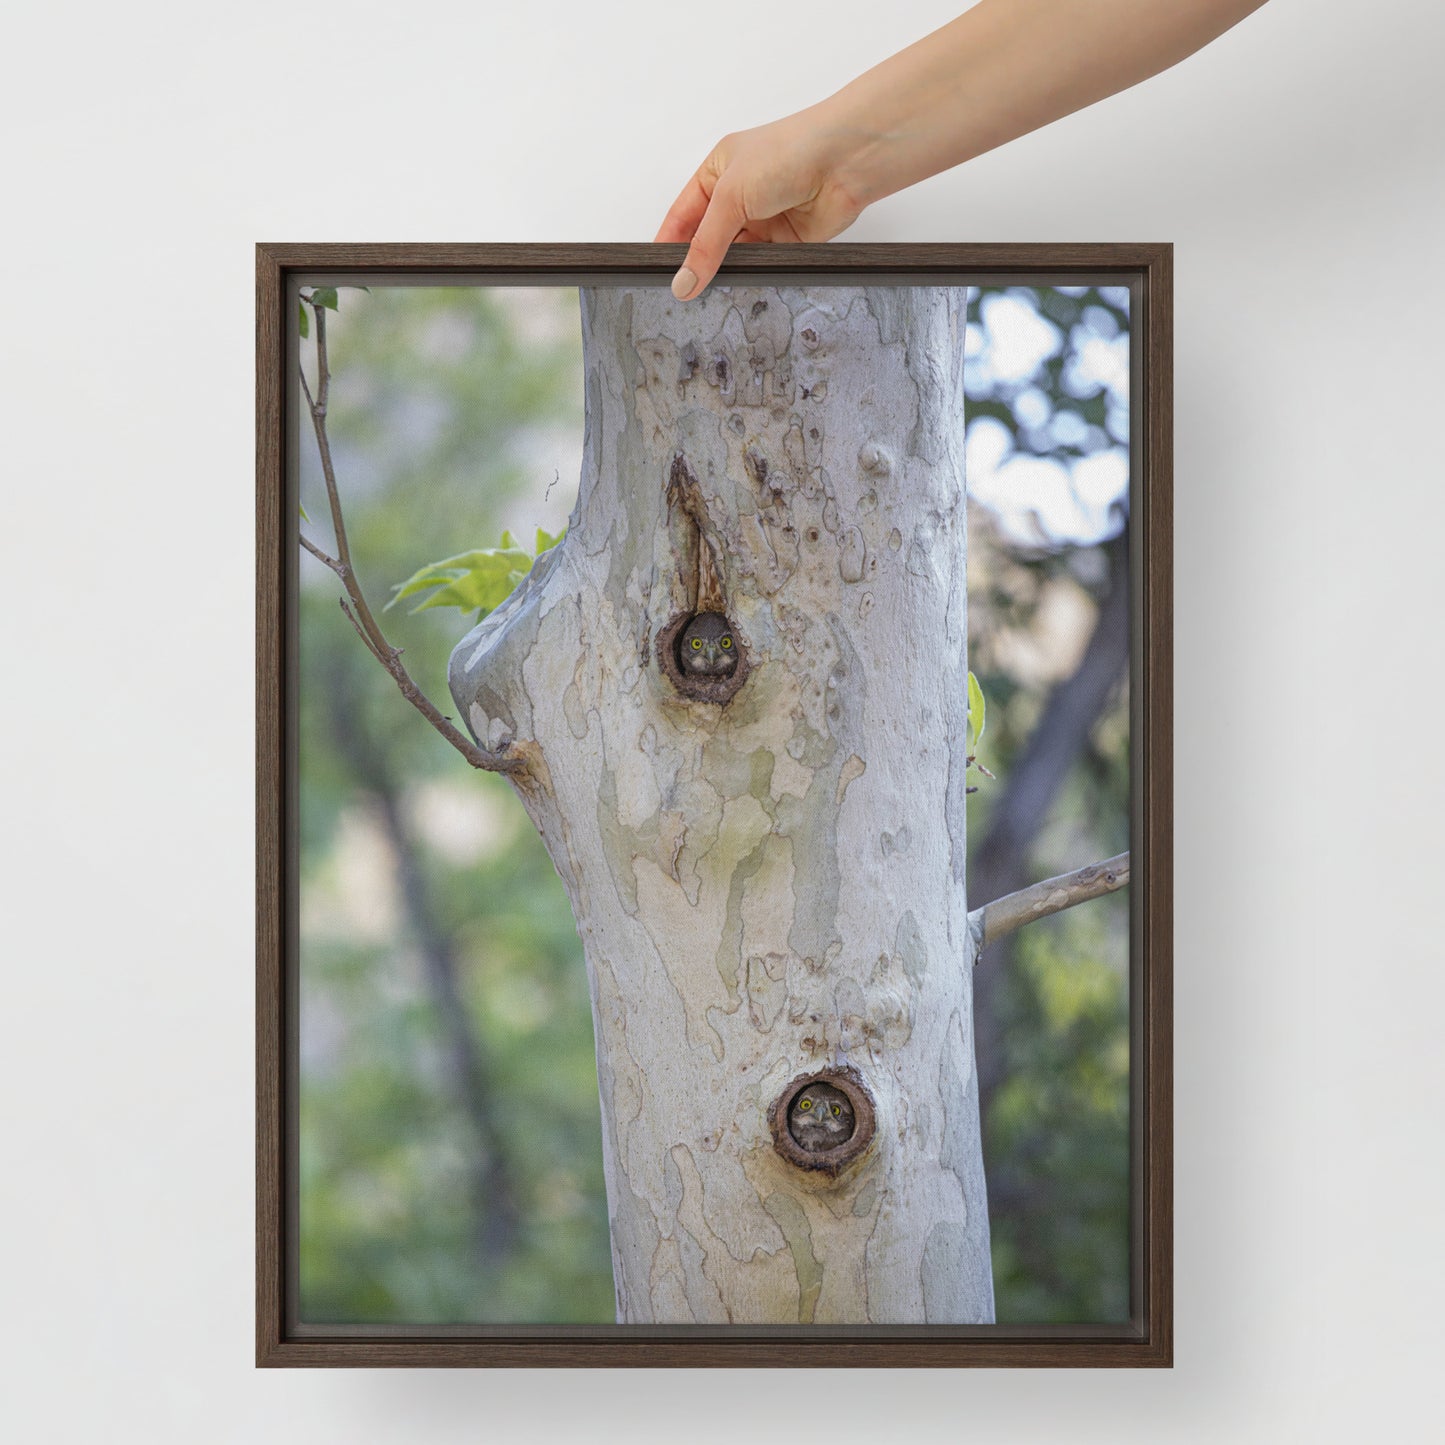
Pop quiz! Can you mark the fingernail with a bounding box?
[671,267,697,300]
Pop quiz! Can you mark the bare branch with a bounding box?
[298,530,340,573]
[298,296,523,776]
[313,299,330,414]
[969,852,1130,955]
[338,597,389,666]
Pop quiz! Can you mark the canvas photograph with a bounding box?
[258,245,1169,1363]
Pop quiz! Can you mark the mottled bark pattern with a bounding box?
[450,285,993,1323]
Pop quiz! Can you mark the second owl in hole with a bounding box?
[787,1083,856,1153]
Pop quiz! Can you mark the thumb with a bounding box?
[671,183,747,300]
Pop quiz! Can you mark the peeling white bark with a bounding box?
[450,284,992,1323]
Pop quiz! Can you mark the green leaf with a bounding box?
[388,545,534,618]
[413,565,531,615]
[298,301,309,339]
[387,551,494,606]
[299,502,310,524]
[390,526,566,622]
[967,671,987,750]
[313,287,339,311]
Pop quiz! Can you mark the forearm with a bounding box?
[812,0,1269,208]
[657,0,1269,296]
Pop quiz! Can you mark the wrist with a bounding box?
[797,91,898,215]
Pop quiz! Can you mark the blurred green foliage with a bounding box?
[966,284,1131,1322]
[295,283,1131,1326]
[297,288,611,1323]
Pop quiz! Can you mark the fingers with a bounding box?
[671,181,747,300]
[654,173,712,245]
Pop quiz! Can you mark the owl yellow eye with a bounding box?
[720,636,732,649]
[831,1103,841,1117]
[691,637,703,650]
[797,1097,813,1112]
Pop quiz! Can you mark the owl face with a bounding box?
[679,612,738,677]
[787,1083,856,1153]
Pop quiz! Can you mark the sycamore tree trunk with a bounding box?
[450,283,992,1324]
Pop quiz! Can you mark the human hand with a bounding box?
[655,1,1269,303]
[654,107,872,301]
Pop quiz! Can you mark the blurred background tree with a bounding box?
[297,288,612,1323]
[964,285,1131,1322]
[296,282,1131,1324]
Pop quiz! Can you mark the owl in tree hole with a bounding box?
[787,1083,855,1152]
[679,612,737,677]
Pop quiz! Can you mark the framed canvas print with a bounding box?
[256,243,1172,1366]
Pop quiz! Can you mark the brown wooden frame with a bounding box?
[257,242,1172,1367]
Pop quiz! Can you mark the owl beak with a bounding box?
[704,643,718,664]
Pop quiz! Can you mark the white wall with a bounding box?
[4,0,1441,1438]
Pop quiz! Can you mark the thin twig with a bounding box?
[314,301,330,414]
[298,531,340,572]
[969,851,1130,956]
[298,295,522,776]
[338,598,389,665]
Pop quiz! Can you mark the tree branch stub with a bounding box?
[970,852,1131,954]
